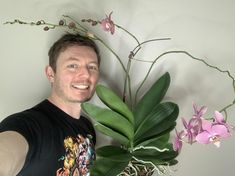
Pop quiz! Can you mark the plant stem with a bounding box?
[115,24,141,103]
[134,50,235,116]
[115,25,170,105]
[132,38,171,55]
[115,24,140,46]
[123,58,132,102]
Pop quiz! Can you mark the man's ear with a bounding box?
[45,65,55,83]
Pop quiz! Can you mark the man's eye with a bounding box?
[88,65,99,71]
[67,64,78,69]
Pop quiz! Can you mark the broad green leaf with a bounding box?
[82,102,134,140]
[135,157,178,166]
[136,113,177,142]
[96,145,132,162]
[94,123,130,146]
[134,122,176,146]
[134,102,178,143]
[134,72,170,130]
[132,145,178,163]
[90,157,128,176]
[135,133,170,148]
[149,150,178,161]
[96,84,134,124]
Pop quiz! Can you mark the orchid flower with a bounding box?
[193,102,207,119]
[181,117,202,144]
[181,118,195,144]
[213,111,235,131]
[173,129,184,152]
[101,12,115,34]
[195,119,231,147]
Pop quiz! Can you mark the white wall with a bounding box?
[1,0,235,175]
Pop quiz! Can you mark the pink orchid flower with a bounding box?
[193,102,207,119]
[213,111,225,123]
[195,119,231,147]
[101,12,115,34]
[173,129,184,152]
[182,118,195,144]
[213,111,235,131]
[181,117,202,144]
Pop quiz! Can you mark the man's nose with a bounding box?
[78,66,90,78]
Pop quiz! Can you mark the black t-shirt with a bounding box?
[0,99,96,176]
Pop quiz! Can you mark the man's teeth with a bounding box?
[73,85,89,89]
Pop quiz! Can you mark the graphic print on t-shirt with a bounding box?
[56,134,95,176]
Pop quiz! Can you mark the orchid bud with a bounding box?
[36,21,41,25]
[43,26,49,31]
[91,21,98,26]
[68,22,76,29]
[59,20,64,26]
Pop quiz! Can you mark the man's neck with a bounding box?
[47,96,82,119]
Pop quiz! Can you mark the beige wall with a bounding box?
[1,0,235,175]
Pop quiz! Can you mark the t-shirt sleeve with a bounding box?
[0,111,43,167]
[0,111,38,147]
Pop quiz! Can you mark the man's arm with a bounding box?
[0,131,28,176]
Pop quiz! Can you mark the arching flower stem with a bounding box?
[133,50,235,118]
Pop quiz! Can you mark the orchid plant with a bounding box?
[5,12,235,176]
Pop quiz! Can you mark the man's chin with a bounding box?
[70,97,92,104]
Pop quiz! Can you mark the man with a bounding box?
[0,33,100,176]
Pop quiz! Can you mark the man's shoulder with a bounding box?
[0,100,50,126]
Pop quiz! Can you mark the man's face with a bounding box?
[48,45,99,103]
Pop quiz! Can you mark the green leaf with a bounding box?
[134,121,176,146]
[82,102,134,140]
[96,84,134,124]
[94,123,130,146]
[90,157,128,176]
[136,156,178,166]
[151,150,178,162]
[134,72,170,130]
[96,145,132,162]
[136,111,177,141]
[132,145,178,164]
[134,102,178,143]
[136,133,170,148]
